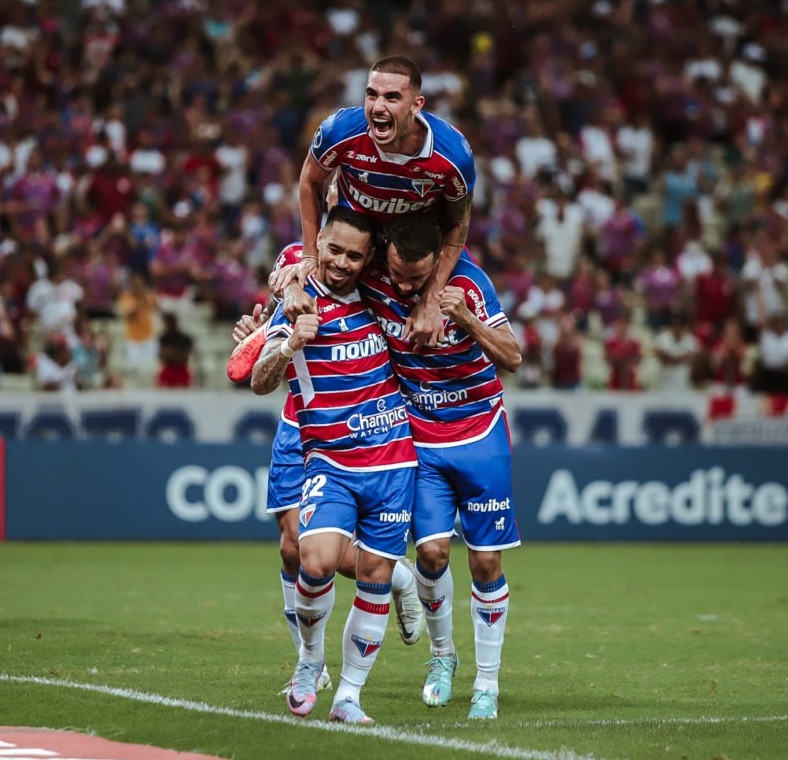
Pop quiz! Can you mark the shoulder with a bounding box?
[312,108,367,151]
[423,112,475,179]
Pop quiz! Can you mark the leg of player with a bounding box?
[467,549,509,720]
[286,532,349,718]
[338,540,424,646]
[329,549,395,725]
[276,509,332,694]
[414,538,459,707]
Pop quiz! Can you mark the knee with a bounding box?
[416,540,450,574]
[279,532,300,576]
[468,551,502,584]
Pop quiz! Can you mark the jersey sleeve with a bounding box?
[309,107,368,171]
[448,264,508,329]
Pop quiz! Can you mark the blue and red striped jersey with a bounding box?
[360,256,509,447]
[265,274,417,472]
[309,107,475,223]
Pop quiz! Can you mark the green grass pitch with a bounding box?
[1,542,786,760]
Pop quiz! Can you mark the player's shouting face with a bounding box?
[365,71,425,155]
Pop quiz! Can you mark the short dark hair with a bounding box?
[324,205,379,239]
[383,215,441,262]
[369,56,422,91]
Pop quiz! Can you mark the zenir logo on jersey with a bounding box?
[411,178,434,197]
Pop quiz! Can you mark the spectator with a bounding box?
[516,314,544,390]
[34,335,79,392]
[117,270,159,369]
[25,256,84,349]
[597,193,645,286]
[564,255,597,333]
[635,244,680,332]
[517,271,565,375]
[693,249,740,334]
[535,189,585,284]
[740,233,788,343]
[616,110,656,201]
[603,313,642,391]
[156,312,194,388]
[551,312,584,390]
[653,312,699,392]
[592,268,626,338]
[751,313,788,394]
[710,317,749,393]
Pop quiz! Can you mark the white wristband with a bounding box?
[279,340,296,359]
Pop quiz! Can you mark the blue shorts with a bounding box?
[297,459,416,560]
[412,414,521,552]
[266,419,304,513]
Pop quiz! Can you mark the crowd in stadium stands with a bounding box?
[0,0,787,395]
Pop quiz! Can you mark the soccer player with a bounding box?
[231,247,425,694]
[297,55,475,348]
[278,215,522,719]
[360,215,522,720]
[251,206,418,725]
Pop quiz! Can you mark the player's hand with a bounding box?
[297,257,318,287]
[268,264,300,295]
[438,285,471,326]
[403,294,445,349]
[289,313,320,350]
[232,303,264,343]
[282,286,317,323]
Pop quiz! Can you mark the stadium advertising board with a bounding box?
[0,388,773,446]
[3,442,786,541]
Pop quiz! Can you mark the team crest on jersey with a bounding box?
[412,178,434,197]
[359,171,370,183]
[339,317,348,331]
[351,634,382,658]
[420,595,446,613]
[299,503,316,528]
[477,606,507,627]
[298,611,327,628]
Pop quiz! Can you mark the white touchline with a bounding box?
[0,674,600,760]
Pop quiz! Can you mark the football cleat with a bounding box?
[422,653,459,707]
[286,660,323,717]
[317,664,333,691]
[279,663,332,695]
[392,558,425,646]
[468,689,499,720]
[329,697,374,725]
[226,323,267,382]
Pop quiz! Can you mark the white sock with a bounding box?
[280,569,301,652]
[295,569,335,664]
[470,575,509,695]
[415,561,455,657]
[391,559,412,594]
[335,580,391,704]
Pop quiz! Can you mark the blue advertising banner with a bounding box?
[5,441,279,540]
[516,447,788,541]
[4,442,787,541]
